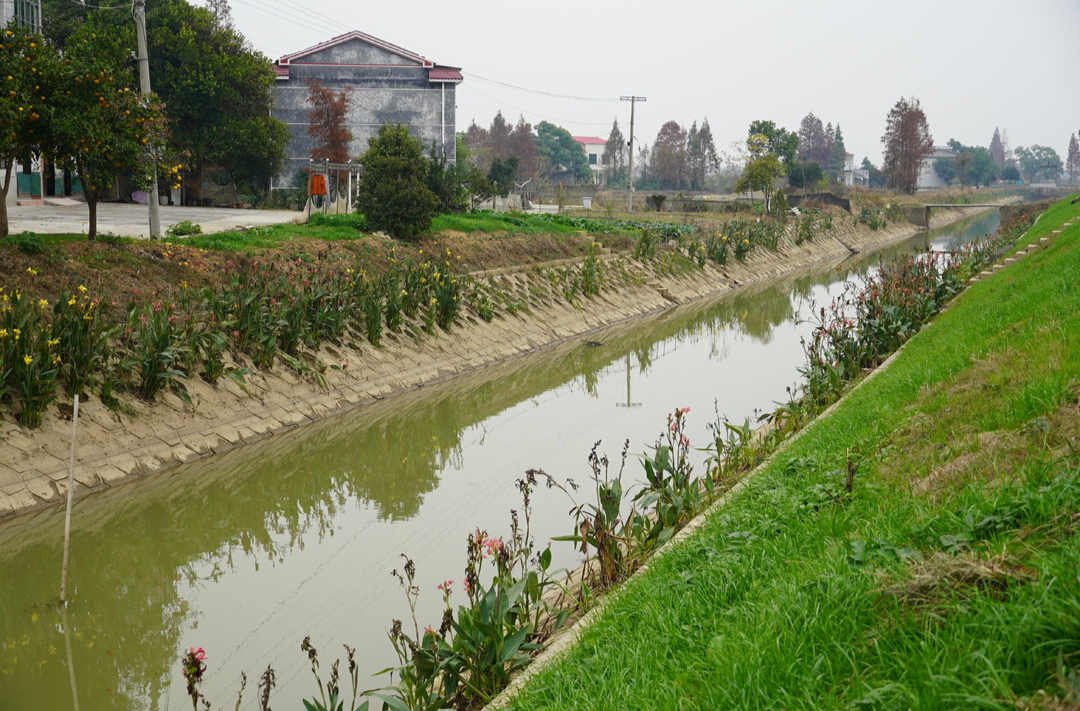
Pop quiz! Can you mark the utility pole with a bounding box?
[133,0,162,240]
[620,96,646,213]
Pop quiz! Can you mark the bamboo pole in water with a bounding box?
[60,394,80,605]
[61,603,81,711]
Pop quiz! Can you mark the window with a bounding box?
[13,0,41,31]
[588,154,597,165]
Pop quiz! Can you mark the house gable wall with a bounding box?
[293,42,421,67]
[273,36,457,188]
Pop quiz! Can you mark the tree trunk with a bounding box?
[86,189,98,241]
[0,158,13,239]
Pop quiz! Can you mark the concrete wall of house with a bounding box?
[272,40,457,189]
[917,159,949,190]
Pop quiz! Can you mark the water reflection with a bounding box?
[0,222,990,710]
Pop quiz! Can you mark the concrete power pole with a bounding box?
[620,96,646,213]
[133,0,162,240]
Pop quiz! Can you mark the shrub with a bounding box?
[165,220,203,238]
[4,231,46,254]
[357,123,439,240]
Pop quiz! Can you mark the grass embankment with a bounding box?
[507,199,1080,709]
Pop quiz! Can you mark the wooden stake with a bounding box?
[60,395,79,605]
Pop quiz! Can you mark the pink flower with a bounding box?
[189,646,206,661]
[483,537,503,556]
[436,580,454,592]
[424,626,434,635]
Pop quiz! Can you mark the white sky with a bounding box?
[201,0,1080,167]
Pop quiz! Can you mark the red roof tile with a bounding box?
[573,136,606,145]
[430,66,463,82]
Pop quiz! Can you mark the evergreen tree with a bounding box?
[603,118,627,187]
[357,124,438,240]
[534,121,590,182]
[989,127,1005,170]
[487,155,519,197]
[825,124,847,181]
[686,118,720,190]
[1066,133,1080,184]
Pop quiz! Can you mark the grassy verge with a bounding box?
[506,198,1080,709]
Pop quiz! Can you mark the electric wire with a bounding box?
[464,83,618,128]
[62,0,129,10]
[227,0,352,41]
[463,71,619,102]
[233,0,352,36]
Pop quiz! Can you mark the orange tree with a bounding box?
[47,25,165,240]
[0,22,58,238]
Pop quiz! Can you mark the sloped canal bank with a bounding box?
[0,208,1009,709]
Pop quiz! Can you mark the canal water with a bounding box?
[0,211,1000,710]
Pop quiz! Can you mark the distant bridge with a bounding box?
[923,204,1001,208]
[905,203,1005,228]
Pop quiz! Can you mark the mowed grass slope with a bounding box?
[508,198,1080,711]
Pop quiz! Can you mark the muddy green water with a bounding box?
[0,212,1000,710]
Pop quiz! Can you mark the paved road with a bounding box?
[7,200,304,239]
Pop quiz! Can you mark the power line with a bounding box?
[227,0,351,41]
[463,72,620,103]
[63,0,130,11]
[461,84,616,128]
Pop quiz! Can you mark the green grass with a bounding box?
[508,197,1080,710]
[176,219,366,251]
[172,212,623,251]
[430,211,590,235]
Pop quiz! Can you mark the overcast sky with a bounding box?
[201,0,1080,167]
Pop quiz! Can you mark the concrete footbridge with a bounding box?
[905,202,1014,228]
[923,203,1001,208]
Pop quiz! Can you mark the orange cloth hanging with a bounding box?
[309,173,328,196]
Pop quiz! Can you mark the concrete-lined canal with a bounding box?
[0,210,1002,710]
